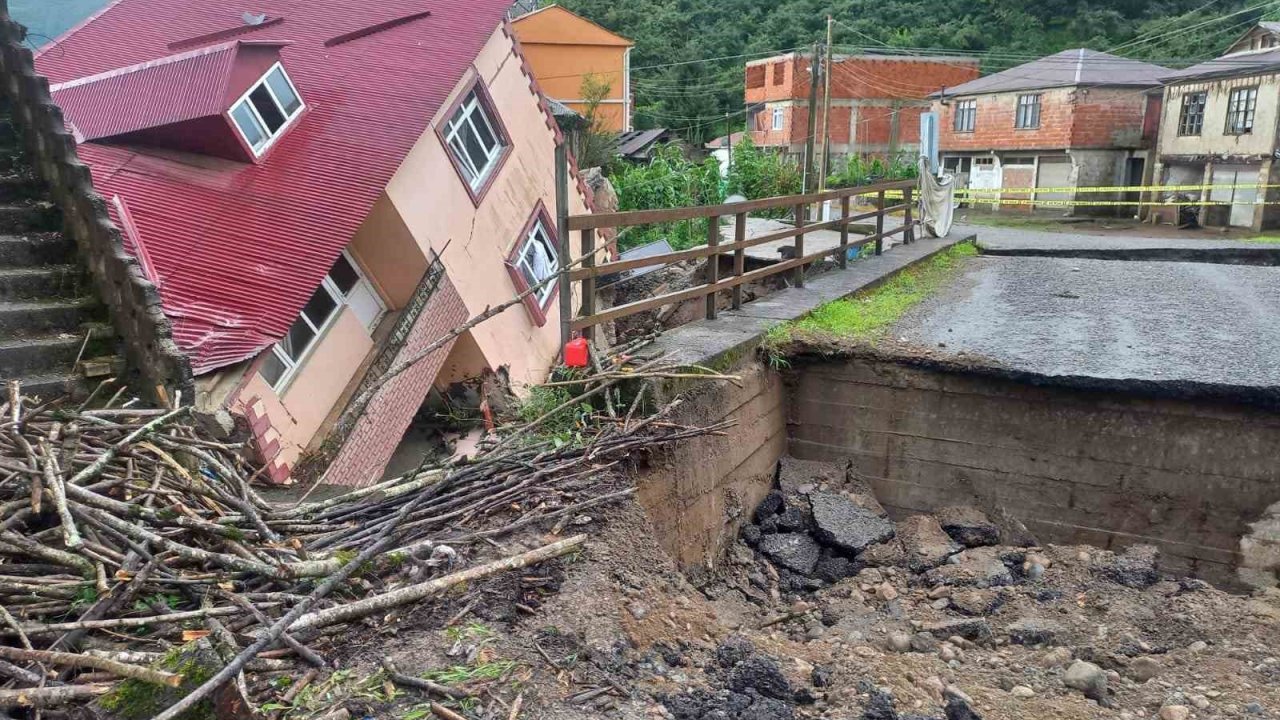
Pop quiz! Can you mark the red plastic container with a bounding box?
[563,337,590,368]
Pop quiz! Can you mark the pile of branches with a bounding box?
[0,360,731,719]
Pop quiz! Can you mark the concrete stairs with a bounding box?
[0,115,119,400]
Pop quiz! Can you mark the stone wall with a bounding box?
[0,9,193,400]
[635,362,787,581]
[788,357,1280,586]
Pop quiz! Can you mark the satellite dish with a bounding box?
[243,12,268,26]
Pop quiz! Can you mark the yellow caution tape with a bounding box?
[962,197,1280,207]
[957,183,1280,195]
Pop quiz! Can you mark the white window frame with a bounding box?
[772,107,785,131]
[443,87,507,191]
[954,99,976,133]
[260,251,380,393]
[1226,86,1259,135]
[513,217,560,307]
[1015,93,1041,129]
[228,62,305,158]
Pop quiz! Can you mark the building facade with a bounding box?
[1155,34,1280,230]
[511,4,633,132]
[38,0,592,487]
[744,53,979,164]
[933,49,1167,215]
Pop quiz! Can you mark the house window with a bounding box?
[443,85,509,193]
[229,63,304,156]
[772,61,786,85]
[1178,92,1207,136]
[772,108,785,131]
[259,253,383,391]
[506,205,560,326]
[1015,94,1041,129]
[1226,86,1259,135]
[954,99,976,133]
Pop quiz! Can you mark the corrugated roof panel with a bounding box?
[944,49,1170,96]
[37,0,517,374]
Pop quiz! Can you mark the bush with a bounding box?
[725,137,802,217]
[827,153,919,189]
[610,145,723,252]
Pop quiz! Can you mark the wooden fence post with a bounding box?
[875,190,885,256]
[580,228,596,342]
[731,212,746,309]
[793,203,805,288]
[903,185,915,244]
[705,215,719,320]
[838,195,850,269]
[555,143,571,349]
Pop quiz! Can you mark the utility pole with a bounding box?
[802,42,821,200]
[818,15,834,193]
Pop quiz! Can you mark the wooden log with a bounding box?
[286,535,587,632]
[0,646,181,687]
[0,684,111,708]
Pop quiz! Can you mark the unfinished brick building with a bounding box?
[744,52,979,164]
[932,49,1167,215]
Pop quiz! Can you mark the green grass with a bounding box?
[1241,234,1280,244]
[765,241,978,349]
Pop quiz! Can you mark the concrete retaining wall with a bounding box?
[634,363,786,580]
[787,357,1280,585]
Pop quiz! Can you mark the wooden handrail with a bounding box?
[566,179,916,231]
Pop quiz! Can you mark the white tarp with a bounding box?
[917,157,955,238]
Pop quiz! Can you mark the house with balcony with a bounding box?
[932,49,1167,214]
[37,0,593,487]
[1154,26,1280,230]
[744,52,979,164]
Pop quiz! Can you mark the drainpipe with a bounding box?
[623,46,633,133]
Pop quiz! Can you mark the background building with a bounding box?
[744,52,979,164]
[511,4,633,132]
[933,49,1167,215]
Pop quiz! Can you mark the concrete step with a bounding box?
[0,202,59,234]
[0,232,76,266]
[0,174,45,203]
[12,372,78,401]
[0,265,85,300]
[0,298,100,335]
[0,333,84,377]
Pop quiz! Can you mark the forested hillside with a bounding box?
[557,0,1274,142]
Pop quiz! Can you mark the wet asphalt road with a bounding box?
[895,253,1280,387]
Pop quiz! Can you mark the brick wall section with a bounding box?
[322,274,469,488]
[746,55,978,105]
[0,9,193,401]
[937,86,1154,153]
[788,358,1280,586]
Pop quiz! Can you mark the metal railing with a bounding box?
[556,173,919,345]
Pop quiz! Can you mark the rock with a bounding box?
[777,506,812,533]
[814,556,858,583]
[754,491,784,522]
[911,632,941,653]
[1245,702,1265,714]
[1063,660,1108,703]
[1189,695,1210,710]
[944,688,983,720]
[759,534,821,575]
[810,493,896,553]
[936,506,1000,547]
[1006,618,1064,646]
[740,693,797,720]
[898,515,962,571]
[863,689,898,720]
[950,589,1005,617]
[924,548,1013,588]
[811,664,834,688]
[1187,640,1208,653]
[1039,647,1074,668]
[1010,685,1035,699]
[923,618,993,644]
[1127,656,1162,682]
[888,632,913,652]
[853,646,879,658]
[861,538,908,568]
[928,586,952,600]
[1159,706,1190,720]
[741,524,763,547]
[728,656,791,701]
[716,635,755,668]
[876,583,899,602]
[627,601,649,619]
[1097,544,1161,589]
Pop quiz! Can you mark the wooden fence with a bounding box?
[556,164,919,346]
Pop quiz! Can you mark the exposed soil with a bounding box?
[306,456,1280,720]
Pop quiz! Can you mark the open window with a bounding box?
[230,63,305,156]
[259,252,384,391]
[505,204,560,327]
[441,81,511,203]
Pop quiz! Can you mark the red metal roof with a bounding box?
[37,0,516,374]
